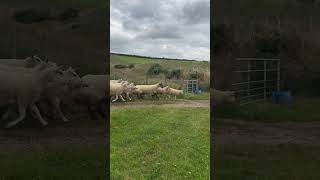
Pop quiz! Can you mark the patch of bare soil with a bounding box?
[214,119,320,146]
[111,99,210,110]
[0,109,107,153]
[0,126,106,153]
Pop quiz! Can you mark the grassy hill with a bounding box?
[110,53,210,90]
[213,0,320,94]
[0,1,108,76]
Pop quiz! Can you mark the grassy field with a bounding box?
[214,144,320,180]
[178,92,210,101]
[110,107,210,179]
[110,54,210,90]
[214,97,320,123]
[0,144,107,179]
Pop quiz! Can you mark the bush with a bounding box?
[14,8,51,24]
[188,71,204,80]
[128,64,135,69]
[114,64,127,69]
[147,64,163,76]
[58,8,79,21]
[166,69,182,79]
[212,23,236,55]
[254,29,282,57]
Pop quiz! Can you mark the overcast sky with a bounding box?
[110,0,210,61]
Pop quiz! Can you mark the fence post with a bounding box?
[247,60,250,96]
[12,22,17,59]
[277,60,280,92]
[264,60,267,101]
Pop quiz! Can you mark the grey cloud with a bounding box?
[179,0,210,25]
[136,23,182,40]
[110,0,210,61]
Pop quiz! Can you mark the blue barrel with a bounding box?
[272,91,293,104]
[272,91,279,104]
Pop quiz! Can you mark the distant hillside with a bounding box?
[110,53,210,90]
[110,52,206,62]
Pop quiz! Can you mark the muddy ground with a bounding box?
[214,119,320,146]
[1,99,319,152]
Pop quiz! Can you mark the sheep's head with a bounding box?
[61,67,85,89]
[41,65,65,83]
[25,56,39,68]
[121,81,129,86]
[156,82,164,88]
[164,86,170,91]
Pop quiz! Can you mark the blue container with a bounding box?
[272,91,293,104]
[272,91,279,104]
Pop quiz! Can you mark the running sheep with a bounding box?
[0,61,64,128]
[211,88,236,106]
[167,87,184,100]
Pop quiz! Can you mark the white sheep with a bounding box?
[155,86,170,99]
[167,87,184,100]
[0,61,63,128]
[135,82,163,99]
[0,55,43,68]
[110,82,128,102]
[68,74,108,119]
[211,88,236,106]
[122,83,137,101]
[39,67,87,122]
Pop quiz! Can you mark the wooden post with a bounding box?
[277,16,281,32]
[277,60,280,92]
[247,60,250,96]
[309,16,313,33]
[264,60,267,100]
[146,74,148,84]
[13,22,17,59]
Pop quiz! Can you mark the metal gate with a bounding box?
[184,80,199,93]
[231,58,280,105]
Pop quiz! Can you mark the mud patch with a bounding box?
[214,119,320,145]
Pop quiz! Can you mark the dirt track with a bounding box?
[1,99,319,152]
[0,126,106,153]
[111,99,210,110]
[214,119,320,146]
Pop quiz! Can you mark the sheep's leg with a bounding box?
[30,104,48,127]
[1,110,10,121]
[119,94,125,102]
[127,92,132,101]
[112,95,118,102]
[5,104,26,128]
[174,96,177,100]
[1,106,15,121]
[52,98,69,122]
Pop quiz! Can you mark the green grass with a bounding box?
[111,107,210,179]
[214,144,320,180]
[0,144,107,179]
[214,97,320,122]
[178,92,210,100]
[114,55,154,65]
